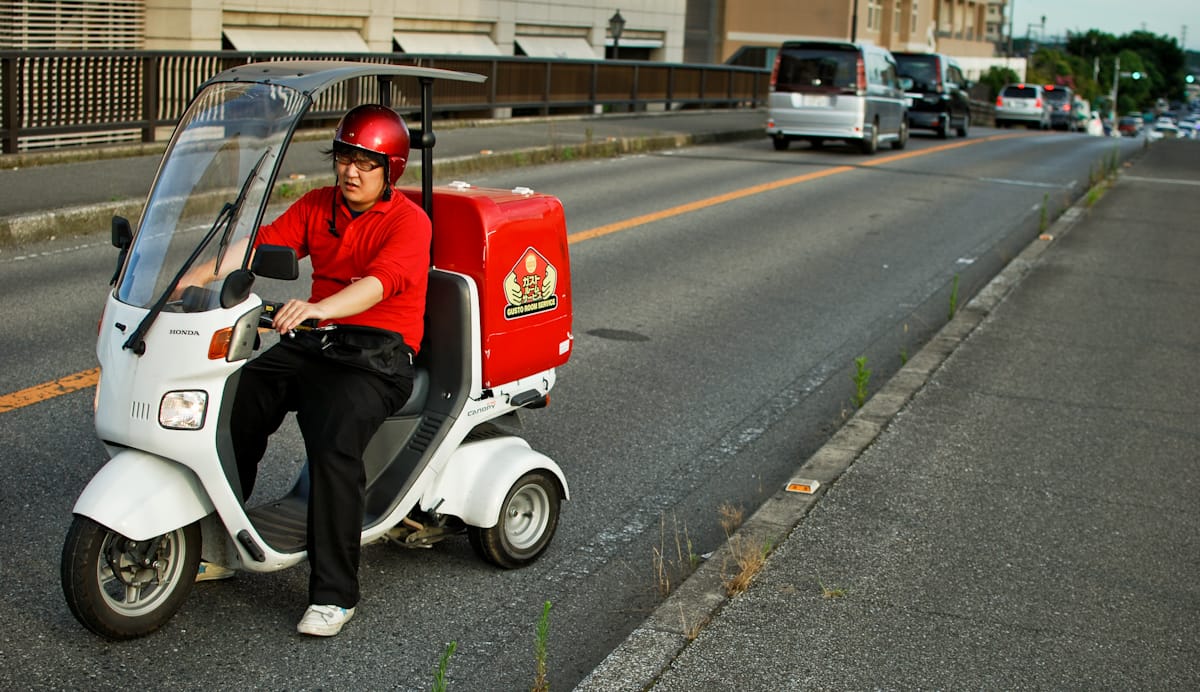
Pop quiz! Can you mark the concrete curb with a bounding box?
[0,127,763,248]
[574,168,1116,692]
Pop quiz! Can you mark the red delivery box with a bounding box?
[402,185,573,388]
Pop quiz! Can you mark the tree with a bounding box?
[1055,29,1186,112]
[978,66,1020,99]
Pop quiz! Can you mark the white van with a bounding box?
[766,40,909,154]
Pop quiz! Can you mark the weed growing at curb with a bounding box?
[679,604,703,641]
[1039,192,1049,232]
[851,356,871,409]
[432,641,456,692]
[723,536,772,597]
[718,502,744,535]
[532,601,552,692]
[818,578,847,599]
[716,502,770,597]
[948,273,960,320]
[653,512,699,597]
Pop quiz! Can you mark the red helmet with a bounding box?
[333,105,410,185]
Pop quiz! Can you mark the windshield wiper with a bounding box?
[123,148,272,355]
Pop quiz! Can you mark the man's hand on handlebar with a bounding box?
[262,299,330,335]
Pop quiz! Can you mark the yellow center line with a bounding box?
[0,368,99,414]
[568,132,1027,244]
[1,131,1030,414]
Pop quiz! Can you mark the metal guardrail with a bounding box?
[0,50,769,154]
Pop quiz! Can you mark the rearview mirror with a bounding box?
[898,77,914,91]
[109,216,133,285]
[111,216,132,249]
[251,244,299,281]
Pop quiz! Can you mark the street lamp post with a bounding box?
[609,10,626,60]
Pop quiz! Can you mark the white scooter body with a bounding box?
[77,275,566,573]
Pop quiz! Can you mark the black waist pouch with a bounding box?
[290,325,414,379]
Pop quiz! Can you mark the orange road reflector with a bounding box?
[786,478,820,494]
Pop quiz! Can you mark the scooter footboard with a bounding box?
[429,436,568,528]
[72,450,214,541]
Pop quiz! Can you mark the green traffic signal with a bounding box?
[1131,71,1142,80]
[1188,74,1196,84]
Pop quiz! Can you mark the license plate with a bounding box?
[792,93,832,108]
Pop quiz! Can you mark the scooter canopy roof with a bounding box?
[199,60,486,98]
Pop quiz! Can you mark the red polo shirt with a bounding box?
[255,187,431,353]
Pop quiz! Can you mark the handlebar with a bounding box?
[260,302,334,333]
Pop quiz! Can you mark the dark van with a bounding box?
[1042,84,1076,131]
[766,40,908,154]
[892,51,971,138]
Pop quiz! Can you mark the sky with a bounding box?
[1009,0,1196,52]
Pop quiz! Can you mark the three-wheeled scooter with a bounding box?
[60,61,573,640]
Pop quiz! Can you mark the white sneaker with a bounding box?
[296,604,356,637]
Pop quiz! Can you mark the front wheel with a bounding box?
[468,470,561,569]
[61,516,201,640]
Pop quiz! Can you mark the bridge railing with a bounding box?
[0,50,769,154]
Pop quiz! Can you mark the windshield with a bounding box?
[1043,88,1070,104]
[774,45,857,92]
[895,55,939,92]
[116,81,308,311]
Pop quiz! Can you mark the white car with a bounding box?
[995,83,1051,129]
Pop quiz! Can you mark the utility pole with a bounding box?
[1007,0,1016,57]
[1111,55,1119,122]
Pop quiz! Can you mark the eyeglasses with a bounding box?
[334,152,382,172]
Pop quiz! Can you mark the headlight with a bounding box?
[160,390,208,430]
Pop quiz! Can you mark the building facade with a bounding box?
[3,0,1008,64]
[0,1,686,62]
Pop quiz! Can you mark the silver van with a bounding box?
[766,40,909,154]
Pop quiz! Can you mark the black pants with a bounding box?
[231,338,412,609]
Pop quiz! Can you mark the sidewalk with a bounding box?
[579,140,1200,690]
[0,109,764,246]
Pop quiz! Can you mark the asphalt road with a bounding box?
[0,129,1143,690]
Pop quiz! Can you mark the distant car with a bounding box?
[995,83,1050,129]
[892,51,971,138]
[1042,85,1076,131]
[1117,116,1142,137]
[1151,121,1179,139]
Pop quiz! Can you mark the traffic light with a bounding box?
[1188,74,1196,84]
[1130,71,1142,80]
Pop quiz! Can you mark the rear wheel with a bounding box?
[859,122,879,155]
[891,119,909,150]
[957,113,970,137]
[61,516,201,640]
[771,136,789,151]
[469,470,561,569]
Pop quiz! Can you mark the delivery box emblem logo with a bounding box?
[504,247,559,319]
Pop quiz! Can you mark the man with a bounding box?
[208,104,430,637]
